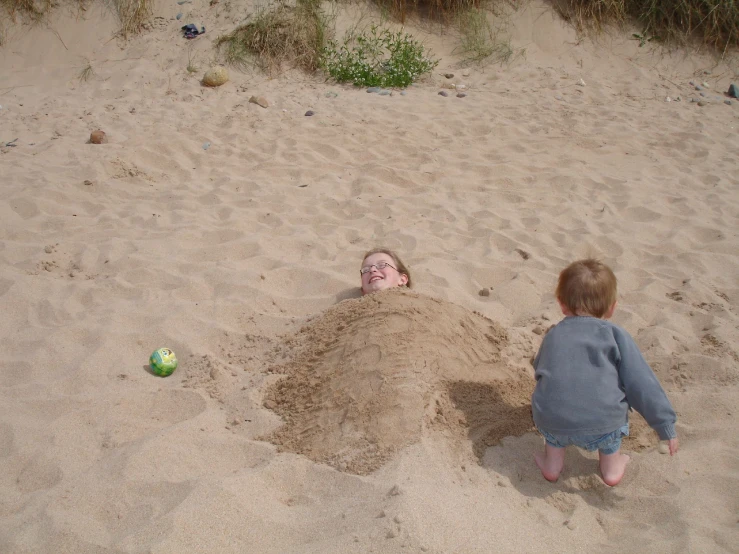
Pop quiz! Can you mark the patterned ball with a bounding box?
[149,348,178,377]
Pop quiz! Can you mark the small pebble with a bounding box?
[695,85,702,91]
[305,110,314,116]
[378,90,391,96]
[457,92,466,98]
[665,96,671,102]
[697,100,707,106]
[366,87,381,93]
[577,78,586,86]
[438,91,448,97]
[725,100,732,106]
[728,84,739,98]
[444,73,454,79]
[699,92,706,97]
[90,130,106,144]
[83,180,93,186]
[689,80,695,86]
[479,288,490,297]
[555,95,564,101]
[400,91,407,96]
[176,12,182,19]
[675,96,681,101]
[462,69,470,77]
[44,246,53,253]
[659,442,670,454]
[701,81,709,88]
[202,142,211,150]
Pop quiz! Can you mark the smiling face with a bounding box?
[360,252,409,295]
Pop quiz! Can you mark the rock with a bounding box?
[457,93,467,98]
[532,326,543,335]
[701,81,709,88]
[378,90,392,96]
[83,180,93,186]
[305,110,314,116]
[665,96,671,102]
[89,130,106,144]
[659,442,670,454]
[697,100,708,106]
[249,95,269,108]
[700,92,706,97]
[202,66,229,87]
[462,69,470,77]
[456,84,467,91]
[577,78,586,86]
[725,100,732,106]
[44,245,53,253]
[695,85,702,91]
[689,80,695,86]
[728,84,739,98]
[438,90,448,97]
[441,81,456,89]
[202,142,211,150]
[176,12,182,19]
[400,91,407,96]
[479,288,490,297]
[675,96,681,101]
[444,73,454,79]
[366,87,381,93]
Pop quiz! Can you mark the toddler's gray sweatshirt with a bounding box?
[532,316,677,440]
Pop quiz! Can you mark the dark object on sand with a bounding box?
[182,24,205,39]
[728,84,739,99]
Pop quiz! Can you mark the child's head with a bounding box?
[556,259,617,318]
[360,248,411,295]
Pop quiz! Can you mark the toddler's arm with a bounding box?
[612,327,678,441]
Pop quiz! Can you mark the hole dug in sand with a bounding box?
[261,288,534,475]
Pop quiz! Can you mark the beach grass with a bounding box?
[215,0,333,75]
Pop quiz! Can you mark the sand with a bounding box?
[1,0,738,552]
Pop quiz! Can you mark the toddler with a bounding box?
[532,259,678,486]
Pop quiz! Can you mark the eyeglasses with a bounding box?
[360,261,398,275]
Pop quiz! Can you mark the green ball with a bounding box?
[149,348,178,377]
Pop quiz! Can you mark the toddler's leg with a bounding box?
[534,444,565,482]
[598,450,630,486]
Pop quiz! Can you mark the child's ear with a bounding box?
[605,301,617,319]
[399,274,409,287]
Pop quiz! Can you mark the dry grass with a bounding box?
[455,5,522,64]
[111,0,153,38]
[552,0,739,51]
[1,0,152,37]
[78,59,95,81]
[0,0,53,21]
[216,0,332,75]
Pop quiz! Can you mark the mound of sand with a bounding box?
[262,289,534,474]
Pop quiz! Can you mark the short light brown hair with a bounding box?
[556,259,616,318]
[362,247,412,288]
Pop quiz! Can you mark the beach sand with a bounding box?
[1,1,738,552]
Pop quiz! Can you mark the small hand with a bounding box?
[667,438,679,456]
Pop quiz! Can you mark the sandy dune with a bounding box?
[1,0,738,552]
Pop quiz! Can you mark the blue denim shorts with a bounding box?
[538,424,629,455]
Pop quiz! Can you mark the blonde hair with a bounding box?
[362,248,412,288]
[556,259,617,318]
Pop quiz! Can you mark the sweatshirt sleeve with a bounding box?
[613,326,677,440]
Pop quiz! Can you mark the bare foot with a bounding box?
[534,445,565,482]
[599,451,630,486]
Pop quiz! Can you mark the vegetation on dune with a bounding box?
[215,0,332,75]
[321,24,439,87]
[0,0,152,37]
[554,0,739,51]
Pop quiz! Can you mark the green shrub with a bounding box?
[321,25,438,87]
